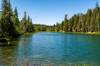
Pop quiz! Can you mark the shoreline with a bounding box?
[36,31,100,36]
[34,31,100,35]
[61,32,100,36]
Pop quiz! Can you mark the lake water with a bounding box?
[0,32,100,66]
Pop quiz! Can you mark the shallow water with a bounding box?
[0,32,100,66]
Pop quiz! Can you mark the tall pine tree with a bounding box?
[1,0,20,38]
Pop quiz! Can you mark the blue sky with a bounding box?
[0,0,100,25]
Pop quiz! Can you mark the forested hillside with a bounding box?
[54,3,100,32]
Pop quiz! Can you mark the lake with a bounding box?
[0,32,100,66]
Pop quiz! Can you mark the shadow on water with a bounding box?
[0,33,26,46]
[0,41,17,46]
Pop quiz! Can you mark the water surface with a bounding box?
[0,32,100,66]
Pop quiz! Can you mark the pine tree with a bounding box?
[63,14,68,32]
[1,0,19,38]
[21,11,34,33]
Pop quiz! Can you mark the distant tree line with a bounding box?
[34,24,55,32]
[53,3,100,32]
[0,0,34,39]
[33,3,100,33]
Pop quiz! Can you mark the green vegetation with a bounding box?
[0,0,34,42]
[54,3,100,33]
[20,11,34,33]
[34,24,55,32]
[0,11,1,14]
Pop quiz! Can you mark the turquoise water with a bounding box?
[0,32,100,66]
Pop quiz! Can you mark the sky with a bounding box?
[0,0,100,25]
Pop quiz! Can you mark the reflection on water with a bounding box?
[0,32,100,66]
